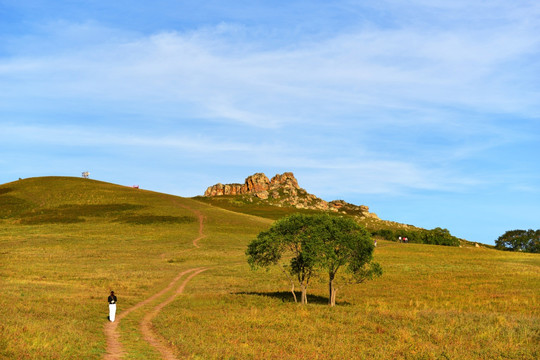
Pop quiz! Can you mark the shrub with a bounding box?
[372,227,459,246]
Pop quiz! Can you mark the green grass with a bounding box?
[195,195,427,236]
[1,177,539,359]
[194,195,323,220]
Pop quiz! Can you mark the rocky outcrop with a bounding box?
[245,173,271,193]
[204,172,302,197]
[204,173,270,197]
[203,172,379,219]
[270,172,299,189]
[203,183,242,196]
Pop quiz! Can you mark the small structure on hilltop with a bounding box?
[82,171,90,179]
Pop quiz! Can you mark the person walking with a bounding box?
[108,291,117,322]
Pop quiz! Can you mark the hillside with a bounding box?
[198,172,465,247]
[0,176,197,225]
[1,176,538,359]
[0,176,272,359]
[203,172,378,216]
[200,172,402,225]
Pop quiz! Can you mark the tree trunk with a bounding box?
[331,287,337,307]
[290,282,297,303]
[300,284,308,304]
[280,266,297,303]
[328,275,336,307]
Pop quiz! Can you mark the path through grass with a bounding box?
[1,177,538,359]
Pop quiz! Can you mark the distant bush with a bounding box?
[421,227,460,246]
[372,227,460,247]
[495,229,539,253]
[373,229,394,240]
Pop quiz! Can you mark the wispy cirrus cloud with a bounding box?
[0,124,258,153]
[1,0,539,203]
[2,9,539,128]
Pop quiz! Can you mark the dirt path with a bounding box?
[140,268,208,359]
[104,199,208,359]
[189,208,206,248]
[103,268,206,359]
[165,197,206,248]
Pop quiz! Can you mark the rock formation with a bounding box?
[204,173,269,197]
[203,172,379,219]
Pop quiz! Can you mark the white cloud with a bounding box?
[0,124,260,153]
[2,13,539,125]
[1,3,539,199]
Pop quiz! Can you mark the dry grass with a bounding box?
[155,241,539,359]
[1,177,538,359]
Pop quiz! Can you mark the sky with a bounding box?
[1,1,539,245]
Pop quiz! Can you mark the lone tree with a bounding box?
[246,213,382,306]
[305,214,383,306]
[495,229,540,253]
[246,213,319,304]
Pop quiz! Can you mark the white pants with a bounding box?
[109,304,116,322]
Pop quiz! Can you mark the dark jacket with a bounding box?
[108,295,117,304]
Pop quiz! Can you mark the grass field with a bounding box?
[1,177,538,359]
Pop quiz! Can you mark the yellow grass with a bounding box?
[0,177,538,359]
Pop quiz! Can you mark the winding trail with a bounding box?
[104,200,208,359]
[188,207,206,248]
[140,268,208,359]
[168,198,206,248]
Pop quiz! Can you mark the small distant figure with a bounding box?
[108,291,117,322]
[82,171,90,179]
[374,239,377,247]
[404,237,408,243]
[398,236,402,243]
[132,185,139,189]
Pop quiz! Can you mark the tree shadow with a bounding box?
[234,291,350,306]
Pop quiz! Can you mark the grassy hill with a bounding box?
[195,195,470,247]
[1,177,538,359]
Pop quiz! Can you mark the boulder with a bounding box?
[244,173,270,193]
[270,172,299,189]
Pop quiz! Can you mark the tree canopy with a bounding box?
[246,213,382,306]
[246,213,320,304]
[495,229,540,253]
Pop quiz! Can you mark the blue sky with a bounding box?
[1,0,539,244]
